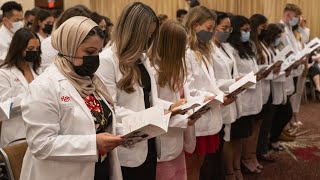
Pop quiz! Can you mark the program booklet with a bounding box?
[120,105,171,147]
[227,71,256,98]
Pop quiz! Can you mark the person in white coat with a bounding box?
[96,3,183,180]
[298,17,310,44]
[154,20,197,180]
[182,6,236,180]
[30,9,54,42]
[225,15,264,178]
[20,16,124,180]
[279,3,307,136]
[212,11,241,180]
[40,5,91,71]
[248,13,273,171]
[260,24,293,154]
[0,1,24,62]
[0,28,41,147]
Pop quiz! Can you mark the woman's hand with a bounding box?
[273,65,281,75]
[96,133,124,153]
[223,95,237,106]
[187,114,201,126]
[204,96,215,103]
[169,99,187,111]
[169,99,187,116]
[235,76,243,81]
[285,68,292,77]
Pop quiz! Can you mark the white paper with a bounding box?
[120,105,170,147]
[186,93,224,120]
[228,71,256,94]
[273,46,295,62]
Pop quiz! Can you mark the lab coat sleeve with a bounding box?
[168,114,188,128]
[183,125,196,153]
[291,64,305,77]
[158,98,173,111]
[21,79,97,162]
[216,79,236,92]
[0,70,25,121]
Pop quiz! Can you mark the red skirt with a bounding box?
[193,134,220,155]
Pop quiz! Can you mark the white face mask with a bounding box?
[289,17,299,26]
[10,21,24,33]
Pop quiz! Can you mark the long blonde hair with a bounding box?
[183,6,216,62]
[111,2,159,93]
[156,20,187,92]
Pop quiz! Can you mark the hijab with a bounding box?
[51,16,113,104]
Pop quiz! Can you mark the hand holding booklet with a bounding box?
[226,71,256,98]
[119,105,171,147]
[171,93,224,120]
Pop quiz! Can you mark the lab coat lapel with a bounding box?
[11,67,29,89]
[60,79,95,127]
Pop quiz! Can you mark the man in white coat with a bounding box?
[0,1,24,62]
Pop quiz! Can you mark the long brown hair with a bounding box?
[249,14,268,65]
[156,20,187,92]
[112,2,159,93]
[183,6,216,62]
[0,28,41,74]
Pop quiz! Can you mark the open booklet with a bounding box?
[0,97,22,120]
[254,46,291,77]
[119,105,171,147]
[171,93,224,120]
[281,40,320,71]
[226,71,256,98]
[306,37,320,53]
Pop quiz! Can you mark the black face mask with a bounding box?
[27,22,33,28]
[72,55,100,77]
[24,51,39,63]
[102,30,107,36]
[43,24,53,34]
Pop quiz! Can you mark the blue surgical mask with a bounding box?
[241,31,250,42]
[273,38,281,47]
[297,27,303,33]
[289,17,299,26]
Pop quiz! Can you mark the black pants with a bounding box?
[269,99,293,143]
[121,138,157,180]
[257,95,276,155]
[94,154,110,180]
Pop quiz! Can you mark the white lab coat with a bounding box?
[280,20,306,112]
[224,43,263,118]
[154,71,196,162]
[20,64,122,180]
[211,43,237,124]
[258,42,274,104]
[0,65,41,147]
[0,25,13,63]
[96,46,172,167]
[300,27,310,44]
[40,36,57,71]
[185,48,224,137]
[268,48,287,105]
[280,20,301,53]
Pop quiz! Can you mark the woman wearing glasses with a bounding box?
[211,11,240,180]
